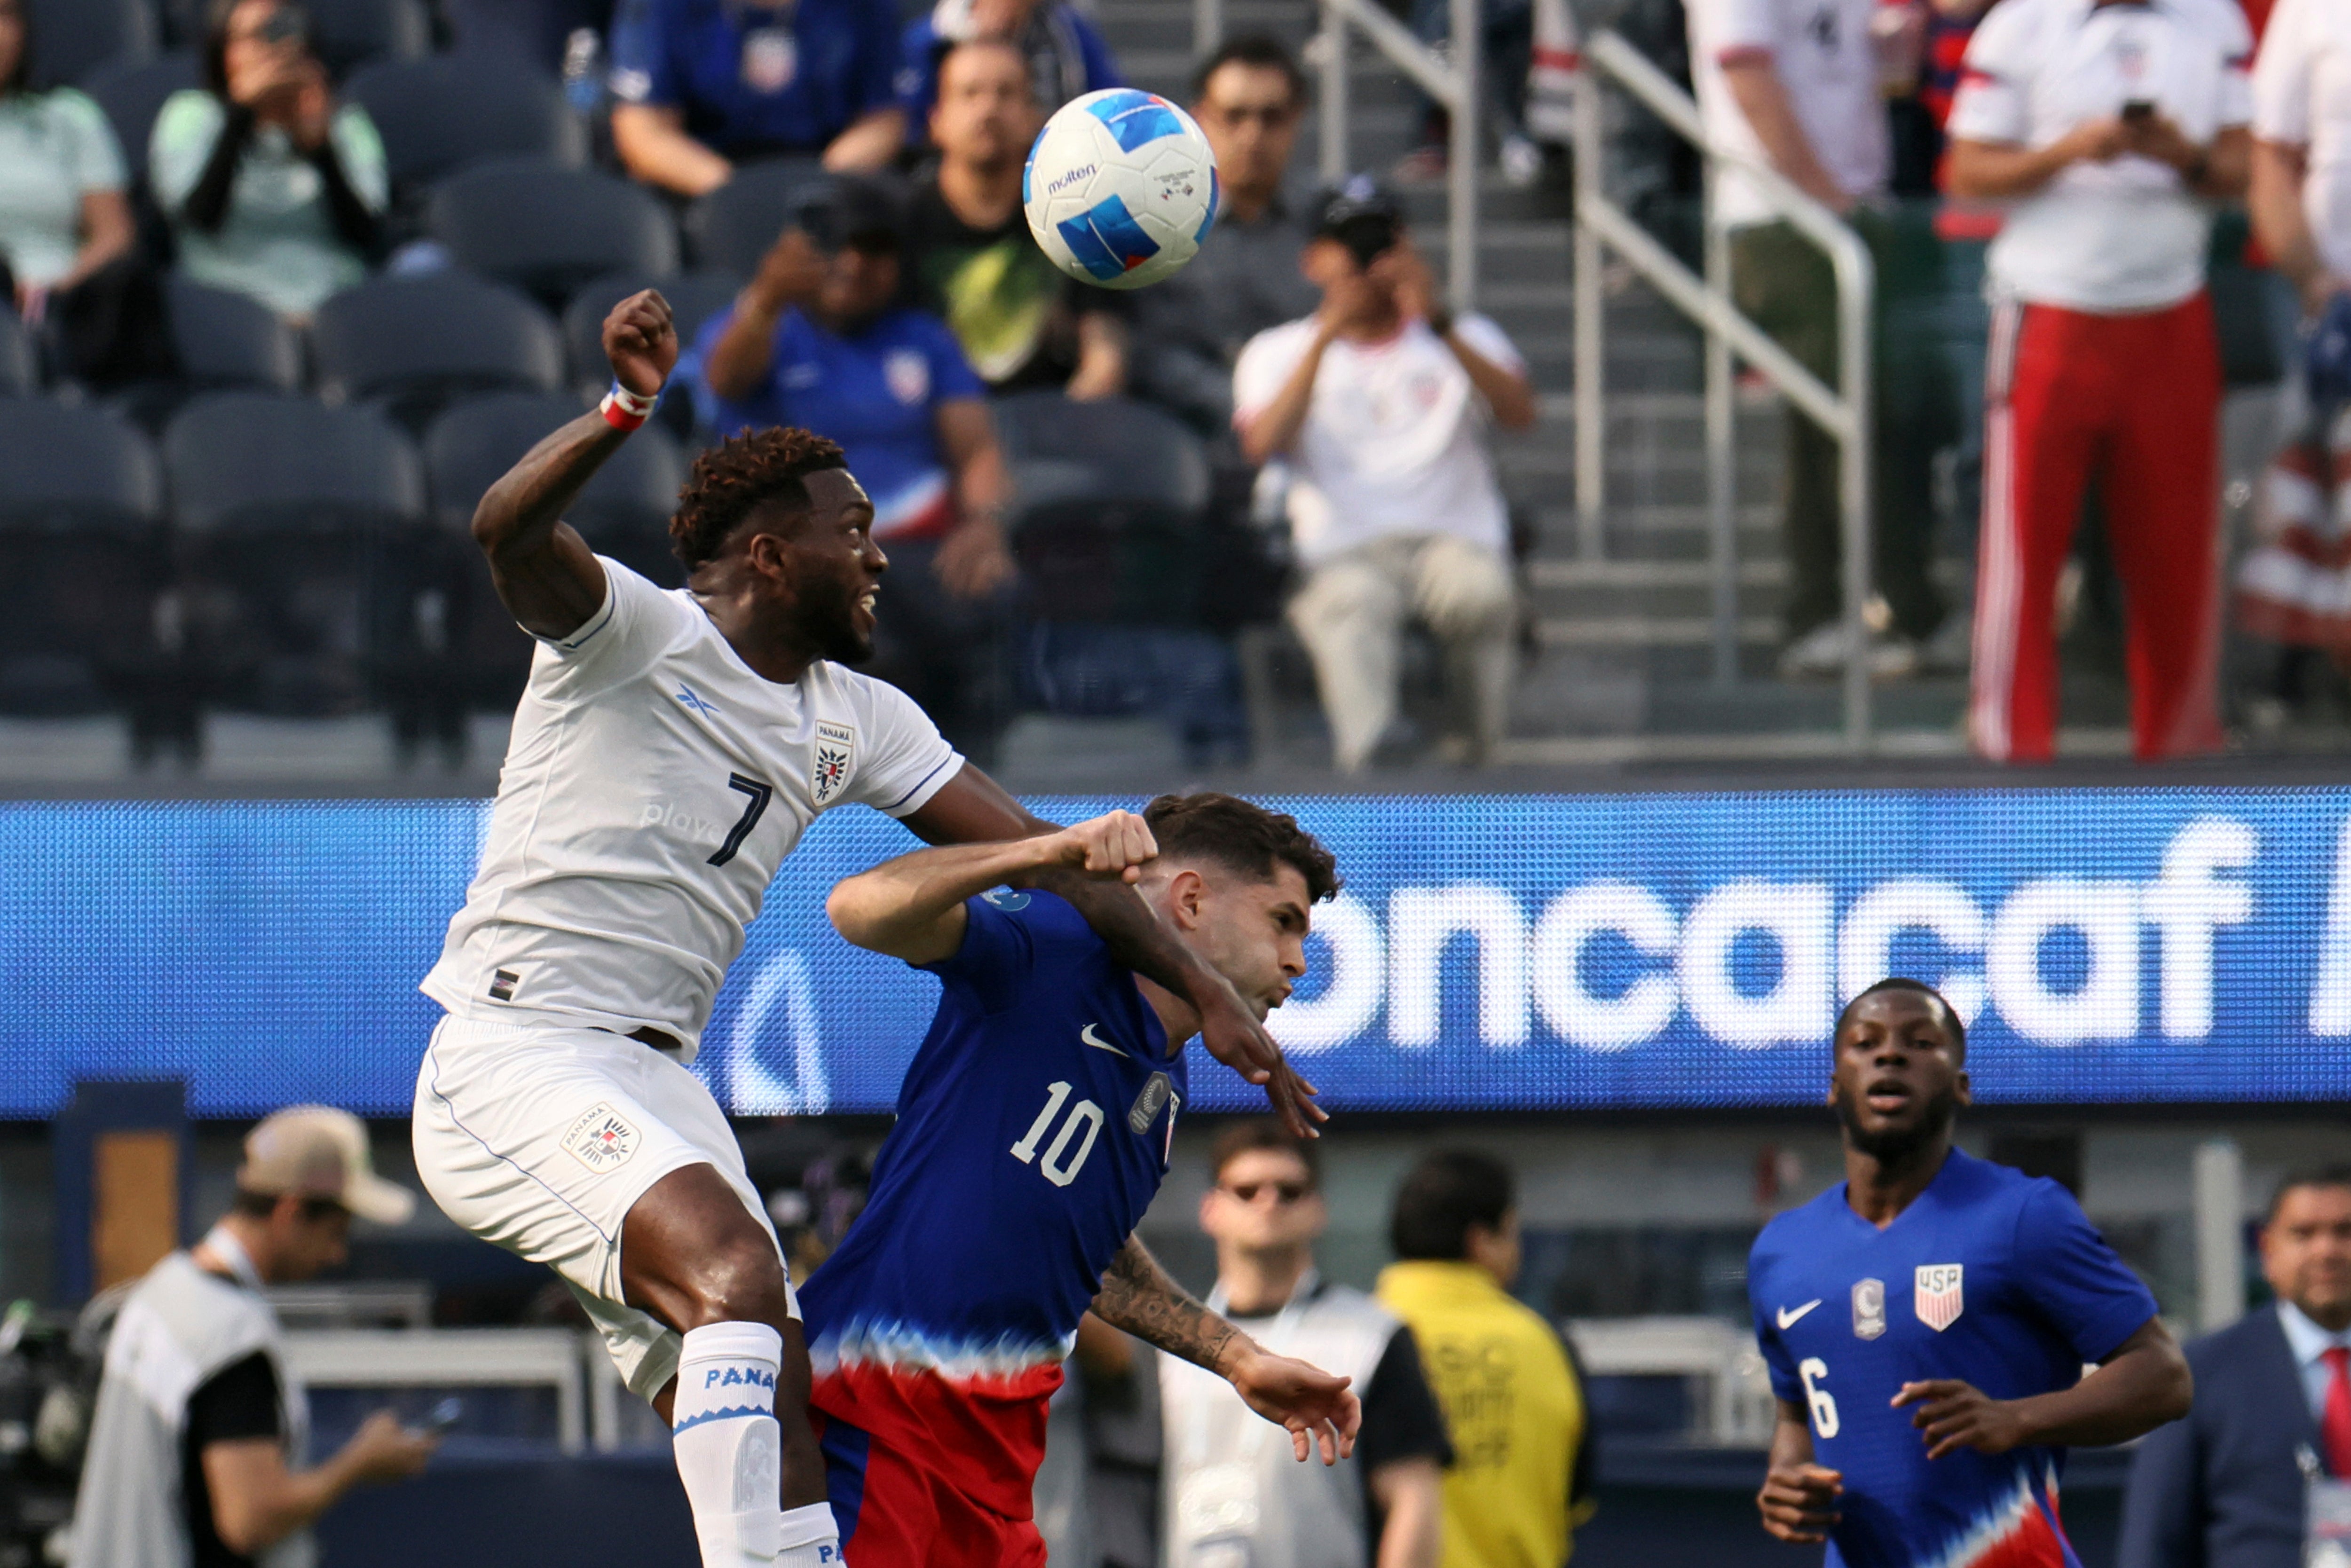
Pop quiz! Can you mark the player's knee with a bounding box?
[675,1230,794,1332]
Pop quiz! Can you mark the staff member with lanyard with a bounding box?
[1159,1120,1452,1568]
[70,1107,436,1568]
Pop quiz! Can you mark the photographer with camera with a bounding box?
[1234,178,1535,774]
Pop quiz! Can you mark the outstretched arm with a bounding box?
[900,766,1326,1135]
[1089,1236,1361,1465]
[826,811,1158,963]
[470,291,678,639]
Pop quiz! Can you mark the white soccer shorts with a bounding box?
[411,1014,796,1402]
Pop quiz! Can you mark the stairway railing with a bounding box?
[1573,30,1876,749]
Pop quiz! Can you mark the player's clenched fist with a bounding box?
[603,289,678,399]
[1043,810,1159,882]
[1757,1460,1842,1543]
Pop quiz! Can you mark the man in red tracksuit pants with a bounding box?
[1945,0,2252,762]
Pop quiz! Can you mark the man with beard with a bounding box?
[410,290,1321,1568]
[1747,978,2191,1568]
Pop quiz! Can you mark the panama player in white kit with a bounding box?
[409,291,1323,1568]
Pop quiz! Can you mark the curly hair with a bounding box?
[670,427,851,570]
[1141,792,1341,903]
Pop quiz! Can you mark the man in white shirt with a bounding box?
[1233,179,1537,773]
[1685,0,1952,678]
[409,289,1322,1568]
[2119,1166,2351,1568]
[1945,0,2249,762]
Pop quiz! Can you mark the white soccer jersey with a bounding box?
[1684,0,1889,228]
[2253,0,2351,283]
[420,559,963,1056]
[1950,0,2251,312]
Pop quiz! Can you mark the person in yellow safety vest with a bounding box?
[1376,1150,1596,1568]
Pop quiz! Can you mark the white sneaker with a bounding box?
[1500,135,1543,187]
[1777,622,1918,681]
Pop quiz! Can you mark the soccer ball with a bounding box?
[1023,89,1220,290]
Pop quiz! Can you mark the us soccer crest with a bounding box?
[812,720,854,806]
[884,349,930,406]
[1852,1277,1886,1340]
[1915,1264,1964,1331]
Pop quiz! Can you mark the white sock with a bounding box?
[776,1501,842,1567]
[673,1323,786,1568]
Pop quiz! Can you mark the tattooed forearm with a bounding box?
[1089,1235,1243,1373]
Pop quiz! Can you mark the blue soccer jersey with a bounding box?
[797,888,1186,1515]
[1747,1150,2159,1568]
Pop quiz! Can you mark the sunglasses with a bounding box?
[1222,1180,1310,1205]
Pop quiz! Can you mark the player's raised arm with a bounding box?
[826,810,1159,964]
[1090,1236,1362,1466]
[903,767,1329,1138]
[469,290,678,639]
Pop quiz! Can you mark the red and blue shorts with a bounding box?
[811,1364,1059,1568]
[816,1410,1045,1568]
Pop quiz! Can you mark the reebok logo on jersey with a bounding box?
[1916,1264,1964,1331]
[1081,1023,1128,1058]
[675,684,720,719]
[1776,1299,1822,1330]
[560,1103,640,1173]
[812,721,854,806]
[1852,1277,1886,1340]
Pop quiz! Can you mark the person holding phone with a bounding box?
[1232,177,1537,775]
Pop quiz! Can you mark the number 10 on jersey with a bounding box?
[1011,1081,1104,1187]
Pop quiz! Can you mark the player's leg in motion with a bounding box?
[623,1166,837,1568]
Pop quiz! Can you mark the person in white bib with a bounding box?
[409,288,1325,1568]
[1233,178,1537,774]
[70,1107,434,1568]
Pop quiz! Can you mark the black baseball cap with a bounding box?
[791,174,908,253]
[1310,174,1402,237]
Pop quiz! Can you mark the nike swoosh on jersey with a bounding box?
[1777,1299,1823,1329]
[1080,1023,1128,1058]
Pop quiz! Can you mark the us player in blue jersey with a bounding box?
[1749,978,2193,1568]
[805,792,1363,1567]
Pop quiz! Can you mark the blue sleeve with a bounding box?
[897,17,941,123]
[1071,10,1124,90]
[918,893,1037,1013]
[691,307,779,437]
[851,0,901,117]
[2014,1179,2162,1363]
[2115,1398,2206,1568]
[608,0,685,107]
[1749,1239,1803,1403]
[924,313,986,401]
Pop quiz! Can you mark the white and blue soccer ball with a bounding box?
[1023,88,1220,290]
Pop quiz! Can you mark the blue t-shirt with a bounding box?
[1747,1150,2159,1568]
[895,2,1121,128]
[799,889,1187,1373]
[608,0,899,157]
[694,303,983,533]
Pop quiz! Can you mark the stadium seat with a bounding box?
[0,311,34,396]
[685,158,827,277]
[79,52,197,174]
[426,158,681,311]
[344,55,585,199]
[312,272,566,432]
[307,0,431,79]
[0,401,171,725]
[168,275,304,391]
[164,393,434,720]
[31,0,152,89]
[562,268,742,433]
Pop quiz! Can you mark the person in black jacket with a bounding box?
[2121,1166,2351,1568]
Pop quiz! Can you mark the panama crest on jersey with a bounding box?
[1916,1264,1964,1331]
[561,1102,639,1173]
[813,721,855,806]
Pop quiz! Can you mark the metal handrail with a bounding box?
[1573,29,1876,749]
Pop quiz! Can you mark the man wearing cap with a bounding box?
[1234,178,1536,773]
[70,1107,437,1568]
[697,173,1018,764]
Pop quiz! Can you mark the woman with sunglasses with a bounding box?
[150,0,386,320]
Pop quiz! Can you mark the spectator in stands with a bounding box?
[69,1107,435,1568]
[1236,179,1534,772]
[1396,0,1542,187]
[607,0,904,197]
[1380,1150,1597,1568]
[1130,33,1320,434]
[150,0,387,322]
[697,174,1017,760]
[1945,0,2248,762]
[0,0,134,321]
[905,39,1126,397]
[1158,1120,1450,1568]
[896,0,1120,138]
[1685,0,1951,679]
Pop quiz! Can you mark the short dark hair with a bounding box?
[2268,1164,2351,1224]
[204,0,312,99]
[1142,792,1340,902]
[1390,1150,1515,1261]
[1836,977,1967,1062]
[1209,1119,1320,1188]
[1190,32,1307,108]
[231,1188,346,1222]
[3,0,32,95]
[671,426,851,570]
